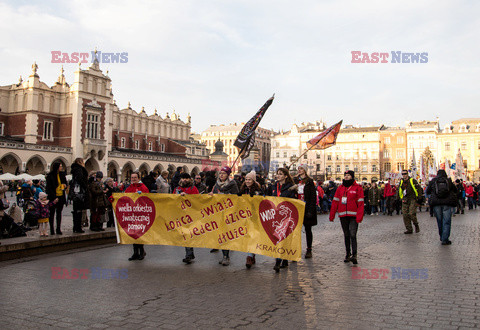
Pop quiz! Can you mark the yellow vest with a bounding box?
[399,178,418,199]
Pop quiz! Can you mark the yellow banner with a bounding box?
[112,193,305,261]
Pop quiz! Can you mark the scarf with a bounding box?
[342,179,354,187]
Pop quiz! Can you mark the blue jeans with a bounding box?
[433,205,454,243]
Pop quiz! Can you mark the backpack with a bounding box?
[435,177,450,198]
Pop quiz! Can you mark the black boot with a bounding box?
[280,260,289,268]
[344,253,351,263]
[305,248,312,259]
[137,245,146,260]
[273,260,281,273]
[129,245,139,261]
[350,254,358,264]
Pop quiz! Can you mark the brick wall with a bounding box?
[0,113,26,137]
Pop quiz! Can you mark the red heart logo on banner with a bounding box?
[115,196,156,239]
[258,200,299,245]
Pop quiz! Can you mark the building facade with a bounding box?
[0,60,218,181]
[200,123,273,174]
[379,127,408,175]
[437,118,480,180]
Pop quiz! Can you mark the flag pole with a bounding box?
[231,143,247,171]
[286,143,317,169]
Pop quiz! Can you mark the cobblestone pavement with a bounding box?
[0,208,479,329]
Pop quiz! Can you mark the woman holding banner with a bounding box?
[238,170,264,269]
[210,166,239,266]
[124,171,150,261]
[270,167,297,273]
[296,164,317,259]
[329,170,364,265]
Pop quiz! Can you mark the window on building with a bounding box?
[345,165,349,171]
[397,136,404,144]
[384,137,390,144]
[283,151,287,158]
[148,142,152,151]
[327,154,332,160]
[86,113,99,139]
[161,143,165,152]
[43,121,53,140]
[461,142,467,150]
[276,152,280,158]
[304,154,308,160]
[478,140,480,150]
[336,165,341,172]
[445,142,450,151]
[354,165,359,172]
[397,163,404,171]
[384,162,391,172]
[0,122,4,136]
[464,160,468,169]
[396,149,405,159]
[353,154,358,160]
[326,166,331,173]
[316,164,321,171]
[135,140,139,149]
[383,149,390,158]
[372,164,377,172]
[316,153,321,159]
[121,137,126,148]
[362,165,367,172]
[362,153,367,160]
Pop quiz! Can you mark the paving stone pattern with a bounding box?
[0,209,479,329]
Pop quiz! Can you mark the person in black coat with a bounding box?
[296,164,317,259]
[170,167,183,193]
[69,158,89,233]
[205,170,217,193]
[426,169,457,245]
[239,171,264,269]
[45,162,67,235]
[141,171,159,193]
[269,167,297,272]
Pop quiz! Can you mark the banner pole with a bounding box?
[286,144,316,169]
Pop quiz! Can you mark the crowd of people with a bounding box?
[0,159,479,271]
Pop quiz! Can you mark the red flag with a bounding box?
[306,120,342,150]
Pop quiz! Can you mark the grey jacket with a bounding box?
[156,176,170,194]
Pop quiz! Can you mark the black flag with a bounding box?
[234,94,274,159]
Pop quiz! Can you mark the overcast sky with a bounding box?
[1,0,479,133]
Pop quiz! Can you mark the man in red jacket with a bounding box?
[383,178,395,216]
[329,171,364,264]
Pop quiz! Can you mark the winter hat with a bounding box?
[220,166,232,176]
[180,173,191,179]
[245,170,257,182]
[95,171,104,178]
[39,192,48,200]
[344,170,355,179]
[455,179,460,183]
[298,164,308,173]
